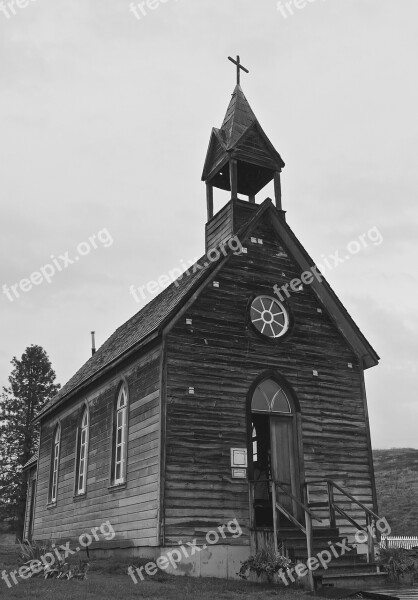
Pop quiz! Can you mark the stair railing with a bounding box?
[249,478,323,591]
[273,481,325,591]
[305,479,381,563]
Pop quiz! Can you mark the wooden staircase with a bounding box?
[250,478,390,590]
[278,525,388,589]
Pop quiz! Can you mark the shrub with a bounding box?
[378,547,418,582]
[238,546,294,583]
[16,540,89,580]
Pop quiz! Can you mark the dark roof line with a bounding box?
[36,201,272,421]
[36,198,378,421]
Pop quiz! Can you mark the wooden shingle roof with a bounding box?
[221,84,258,149]
[22,452,38,471]
[36,255,215,420]
[36,199,379,422]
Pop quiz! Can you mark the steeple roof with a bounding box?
[220,84,257,149]
[202,85,285,193]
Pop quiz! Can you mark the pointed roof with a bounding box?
[36,199,379,422]
[220,84,257,149]
[202,86,284,188]
[35,256,215,421]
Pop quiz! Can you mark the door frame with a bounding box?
[247,370,306,529]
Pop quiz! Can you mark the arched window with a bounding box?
[251,379,292,414]
[49,423,61,503]
[76,407,89,495]
[113,384,128,485]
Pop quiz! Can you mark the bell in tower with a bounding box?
[202,56,285,221]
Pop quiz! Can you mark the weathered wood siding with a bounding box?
[206,202,233,251]
[164,207,375,545]
[23,466,37,541]
[32,346,161,547]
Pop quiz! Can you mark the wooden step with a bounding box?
[317,562,381,576]
[278,527,340,539]
[315,570,389,590]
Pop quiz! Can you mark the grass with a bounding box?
[373,448,418,535]
[0,543,314,600]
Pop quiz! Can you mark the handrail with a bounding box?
[274,481,315,591]
[249,478,315,589]
[306,478,380,521]
[248,479,322,522]
[305,478,382,563]
[275,482,324,523]
[275,499,306,534]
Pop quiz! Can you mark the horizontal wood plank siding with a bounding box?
[164,207,374,545]
[206,202,233,251]
[32,347,161,547]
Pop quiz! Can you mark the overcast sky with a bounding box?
[1,0,417,449]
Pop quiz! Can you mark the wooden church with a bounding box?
[24,58,385,588]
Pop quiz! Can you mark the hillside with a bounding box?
[373,448,418,535]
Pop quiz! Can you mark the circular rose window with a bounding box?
[250,296,289,339]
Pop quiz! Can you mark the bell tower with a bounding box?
[202,56,286,250]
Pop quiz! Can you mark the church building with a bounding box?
[23,58,384,588]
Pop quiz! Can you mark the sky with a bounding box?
[0,0,417,449]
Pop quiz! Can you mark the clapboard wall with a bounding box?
[163,208,375,545]
[23,466,37,541]
[32,346,161,547]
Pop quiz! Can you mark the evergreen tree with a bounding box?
[0,345,60,539]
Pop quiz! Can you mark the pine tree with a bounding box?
[0,345,60,539]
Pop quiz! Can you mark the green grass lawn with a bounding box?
[0,543,314,600]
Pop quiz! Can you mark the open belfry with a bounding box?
[23,57,385,589]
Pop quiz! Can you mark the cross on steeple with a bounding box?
[228,55,249,86]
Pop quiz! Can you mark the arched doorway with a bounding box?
[250,378,301,528]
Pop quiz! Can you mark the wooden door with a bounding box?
[270,416,299,519]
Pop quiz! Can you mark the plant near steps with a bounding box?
[16,540,89,580]
[378,547,418,582]
[17,539,53,565]
[238,547,294,583]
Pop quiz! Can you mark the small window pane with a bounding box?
[252,379,293,415]
[251,387,270,412]
[117,411,123,427]
[259,379,281,404]
[118,387,127,409]
[271,389,291,413]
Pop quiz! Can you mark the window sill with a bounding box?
[73,493,87,502]
[108,482,127,492]
[46,502,57,509]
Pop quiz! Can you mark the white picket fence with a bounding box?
[380,536,418,549]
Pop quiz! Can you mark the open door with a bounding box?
[251,378,301,528]
[270,415,300,521]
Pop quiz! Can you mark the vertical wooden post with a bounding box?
[272,482,279,554]
[366,513,374,563]
[274,171,282,210]
[229,159,238,200]
[328,481,336,528]
[206,184,214,221]
[305,510,315,591]
[249,194,255,203]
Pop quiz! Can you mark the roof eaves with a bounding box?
[268,207,379,368]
